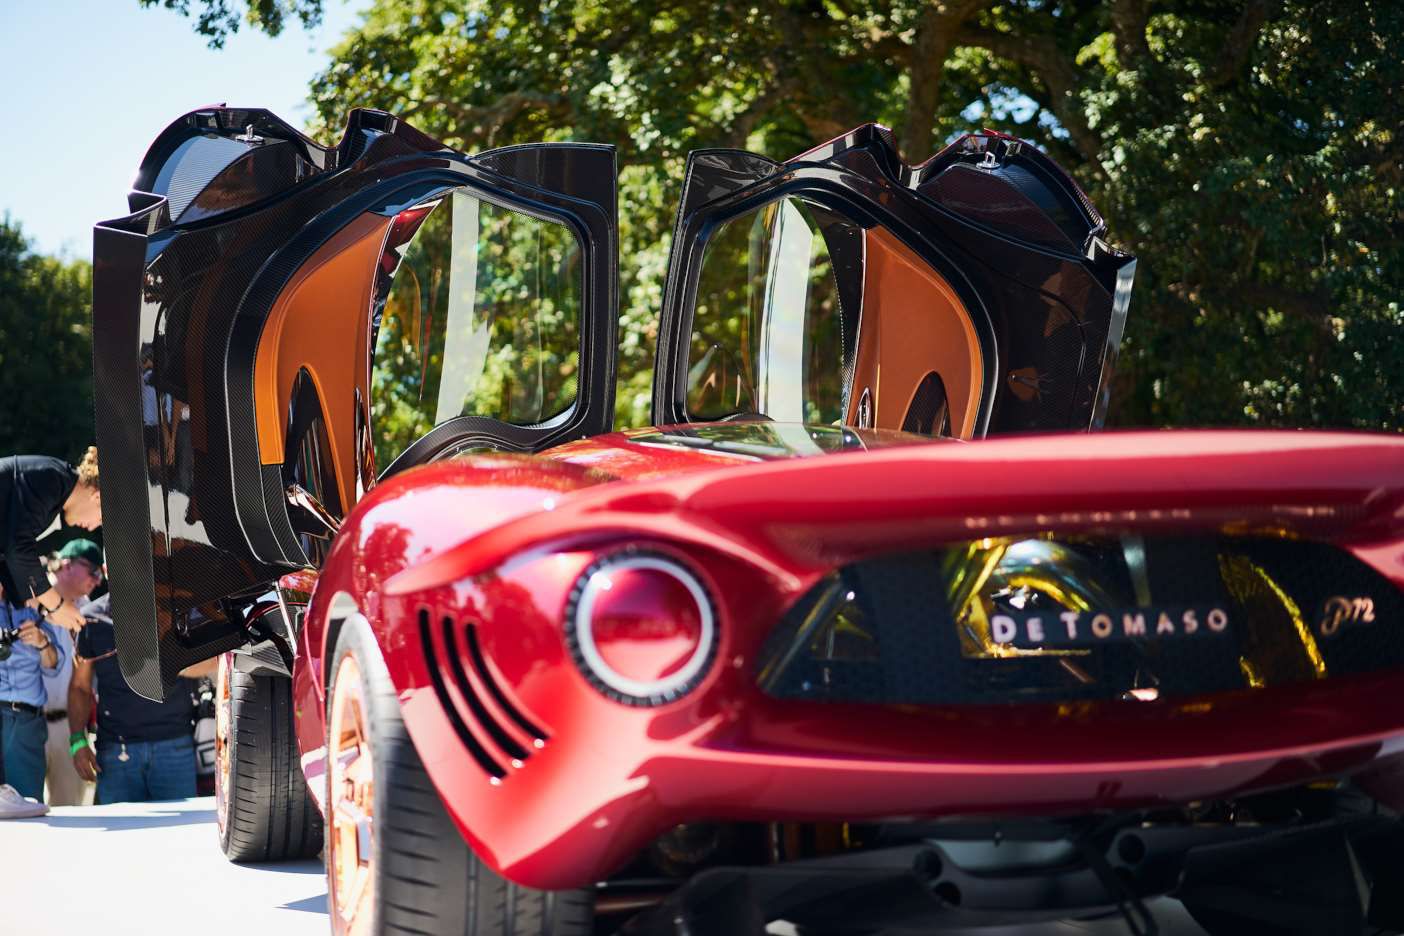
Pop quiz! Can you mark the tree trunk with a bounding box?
[900,0,990,161]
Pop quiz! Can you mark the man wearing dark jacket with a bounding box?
[68,594,199,803]
[0,449,102,632]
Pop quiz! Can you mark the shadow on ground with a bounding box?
[280,894,328,914]
[41,807,217,831]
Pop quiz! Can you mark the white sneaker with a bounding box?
[0,783,49,819]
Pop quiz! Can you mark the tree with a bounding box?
[0,218,95,461]
[154,0,1404,431]
[137,0,322,47]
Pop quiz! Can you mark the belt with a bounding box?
[0,700,41,716]
[45,709,67,723]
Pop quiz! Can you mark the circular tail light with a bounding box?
[566,551,717,705]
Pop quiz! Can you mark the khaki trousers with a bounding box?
[44,717,94,807]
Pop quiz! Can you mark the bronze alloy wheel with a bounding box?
[328,653,376,935]
[214,652,233,836]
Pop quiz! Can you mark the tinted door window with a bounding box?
[686,197,859,425]
[370,190,582,469]
[684,195,983,437]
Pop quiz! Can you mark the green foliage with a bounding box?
[0,218,95,461]
[137,0,322,47]
[1087,3,1404,430]
[173,0,1404,431]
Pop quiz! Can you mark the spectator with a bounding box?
[68,593,202,804]
[0,449,101,632]
[0,590,67,818]
[41,539,103,806]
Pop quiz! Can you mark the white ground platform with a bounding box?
[3,796,1220,935]
[3,797,325,936]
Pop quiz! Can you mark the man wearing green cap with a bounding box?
[41,539,104,806]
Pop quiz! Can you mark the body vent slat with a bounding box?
[441,616,532,761]
[417,609,506,779]
[464,621,548,743]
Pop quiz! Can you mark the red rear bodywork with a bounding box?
[292,427,1404,889]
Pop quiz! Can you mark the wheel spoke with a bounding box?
[328,655,375,936]
[214,653,232,835]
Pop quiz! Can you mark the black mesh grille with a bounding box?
[901,372,950,436]
[758,537,1404,706]
[987,289,1089,432]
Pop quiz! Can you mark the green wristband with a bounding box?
[69,736,90,756]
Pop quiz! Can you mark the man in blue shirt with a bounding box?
[0,593,67,816]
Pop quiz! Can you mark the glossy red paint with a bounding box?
[542,428,765,480]
[293,453,615,810]
[273,568,327,810]
[297,427,1404,890]
[584,561,707,684]
[390,428,1404,595]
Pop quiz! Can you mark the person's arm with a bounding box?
[16,617,58,671]
[162,398,179,463]
[68,654,98,781]
[67,653,94,736]
[27,588,83,632]
[39,617,65,673]
[7,459,69,605]
[5,510,48,600]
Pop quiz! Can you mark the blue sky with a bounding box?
[0,1,366,259]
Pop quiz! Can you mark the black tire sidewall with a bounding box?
[216,653,322,862]
[326,612,594,936]
[327,612,474,936]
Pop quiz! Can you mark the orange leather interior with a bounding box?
[844,226,983,438]
[252,213,393,514]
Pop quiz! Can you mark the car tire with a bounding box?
[325,612,594,936]
[215,651,323,862]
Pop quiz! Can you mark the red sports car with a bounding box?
[93,107,1404,936]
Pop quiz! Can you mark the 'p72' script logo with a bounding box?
[1318,596,1375,638]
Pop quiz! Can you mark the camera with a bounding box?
[0,625,21,662]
